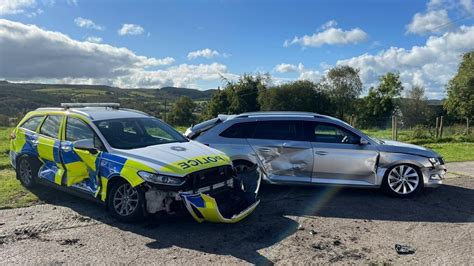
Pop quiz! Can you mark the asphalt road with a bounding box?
[0,162,473,265]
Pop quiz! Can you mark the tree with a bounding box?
[259,80,332,114]
[444,51,474,120]
[203,73,269,117]
[400,85,431,127]
[358,72,404,127]
[227,74,268,114]
[203,88,230,119]
[167,96,196,126]
[0,114,9,126]
[322,65,363,119]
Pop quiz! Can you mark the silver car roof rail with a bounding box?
[61,103,120,109]
[235,111,327,119]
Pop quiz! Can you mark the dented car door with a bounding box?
[247,120,313,183]
[305,122,379,186]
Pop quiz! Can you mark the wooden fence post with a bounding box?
[395,116,398,141]
[435,117,439,140]
[439,116,444,139]
[391,116,395,140]
[467,117,470,134]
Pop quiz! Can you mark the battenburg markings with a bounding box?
[177,156,227,170]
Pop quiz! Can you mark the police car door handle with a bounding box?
[31,140,39,146]
[315,150,328,155]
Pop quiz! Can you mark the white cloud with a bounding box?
[427,0,445,9]
[85,36,102,43]
[0,19,229,89]
[118,24,144,36]
[0,0,36,15]
[337,25,474,98]
[74,17,104,31]
[187,48,228,60]
[66,0,78,6]
[284,20,368,47]
[272,63,322,82]
[273,63,303,73]
[320,20,338,29]
[406,10,451,35]
[428,0,473,13]
[114,63,228,88]
[460,0,473,13]
[297,69,322,82]
[0,19,172,79]
[26,8,42,18]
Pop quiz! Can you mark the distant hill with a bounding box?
[0,81,215,118]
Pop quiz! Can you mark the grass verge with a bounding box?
[0,169,39,209]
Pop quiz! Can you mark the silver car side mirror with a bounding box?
[360,138,369,145]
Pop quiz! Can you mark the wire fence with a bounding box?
[351,115,472,143]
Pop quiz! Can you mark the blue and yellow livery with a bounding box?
[10,103,260,222]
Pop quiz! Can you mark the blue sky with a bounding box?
[0,0,473,98]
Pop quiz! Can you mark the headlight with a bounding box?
[428,157,441,166]
[137,171,185,186]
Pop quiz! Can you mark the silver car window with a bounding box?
[252,120,303,141]
[308,122,359,144]
[219,122,256,138]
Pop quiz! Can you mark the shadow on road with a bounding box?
[28,180,474,264]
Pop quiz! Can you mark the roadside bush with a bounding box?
[410,125,432,140]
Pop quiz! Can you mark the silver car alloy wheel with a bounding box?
[19,159,33,186]
[388,165,420,195]
[113,183,139,216]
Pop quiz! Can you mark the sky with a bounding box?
[0,0,473,99]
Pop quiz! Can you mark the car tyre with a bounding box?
[108,180,146,222]
[382,164,423,198]
[16,156,40,188]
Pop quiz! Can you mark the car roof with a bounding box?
[34,107,150,121]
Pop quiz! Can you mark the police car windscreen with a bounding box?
[94,118,188,149]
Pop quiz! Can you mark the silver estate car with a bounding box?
[185,112,447,197]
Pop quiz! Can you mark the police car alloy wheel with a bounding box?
[109,181,145,222]
[17,157,38,188]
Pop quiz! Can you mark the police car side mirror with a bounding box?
[74,139,98,154]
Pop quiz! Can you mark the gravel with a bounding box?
[0,162,473,264]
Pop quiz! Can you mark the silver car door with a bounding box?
[307,122,379,186]
[247,120,313,184]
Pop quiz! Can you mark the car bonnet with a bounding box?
[112,140,232,177]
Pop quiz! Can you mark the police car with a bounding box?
[9,103,260,223]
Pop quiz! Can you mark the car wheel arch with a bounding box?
[104,175,144,205]
[15,154,42,178]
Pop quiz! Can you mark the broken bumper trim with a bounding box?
[180,192,260,223]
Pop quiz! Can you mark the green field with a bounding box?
[0,126,472,209]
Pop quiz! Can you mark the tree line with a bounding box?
[168,50,473,129]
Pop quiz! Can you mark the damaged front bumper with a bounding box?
[422,164,447,188]
[145,165,262,223]
[181,165,262,223]
[181,192,260,223]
